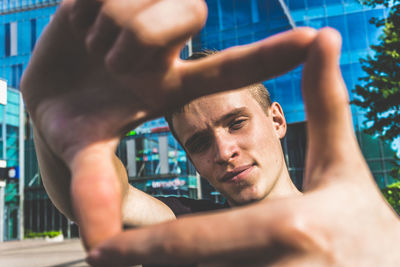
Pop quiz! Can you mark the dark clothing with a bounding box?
[144,197,228,267]
[157,196,228,216]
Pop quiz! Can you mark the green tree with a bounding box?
[353,0,400,141]
[381,182,400,215]
[353,0,400,179]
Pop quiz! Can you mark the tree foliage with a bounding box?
[353,0,400,142]
[381,182,400,215]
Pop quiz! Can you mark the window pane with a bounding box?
[307,0,324,8]
[325,0,343,5]
[10,22,18,56]
[347,12,368,51]
[31,19,37,51]
[5,23,10,56]
[235,0,252,26]
[289,0,306,10]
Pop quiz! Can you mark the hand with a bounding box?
[21,0,316,250]
[86,28,400,266]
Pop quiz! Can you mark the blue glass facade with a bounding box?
[1,2,59,240]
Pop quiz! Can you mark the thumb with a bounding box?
[69,140,123,250]
[301,28,365,190]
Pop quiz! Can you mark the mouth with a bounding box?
[220,164,255,183]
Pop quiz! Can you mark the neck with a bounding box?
[263,164,302,201]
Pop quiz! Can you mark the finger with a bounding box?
[69,141,123,250]
[85,0,156,58]
[87,200,302,266]
[301,28,365,188]
[105,29,161,73]
[86,11,120,56]
[104,0,207,73]
[180,28,317,102]
[68,0,102,34]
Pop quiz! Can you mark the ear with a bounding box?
[270,102,287,139]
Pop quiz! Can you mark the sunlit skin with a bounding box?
[173,89,301,206]
[20,0,400,264]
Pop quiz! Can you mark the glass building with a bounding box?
[0,0,60,240]
[0,0,397,240]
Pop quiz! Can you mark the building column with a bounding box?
[126,139,137,177]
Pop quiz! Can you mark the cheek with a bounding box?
[191,155,214,178]
[251,126,282,159]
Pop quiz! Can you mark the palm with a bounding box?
[22,7,194,162]
[21,0,317,250]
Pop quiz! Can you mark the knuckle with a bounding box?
[186,0,208,27]
[277,209,332,254]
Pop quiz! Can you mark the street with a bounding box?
[0,238,88,267]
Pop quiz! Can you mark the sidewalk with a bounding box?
[0,238,88,267]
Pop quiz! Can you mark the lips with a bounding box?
[220,164,254,183]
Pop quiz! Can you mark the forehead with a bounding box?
[172,89,262,142]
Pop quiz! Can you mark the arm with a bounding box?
[34,126,175,227]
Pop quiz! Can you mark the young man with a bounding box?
[21,0,400,266]
[166,84,300,207]
[21,0,315,250]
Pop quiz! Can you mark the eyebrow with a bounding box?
[215,107,248,125]
[184,130,210,150]
[183,107,248,149]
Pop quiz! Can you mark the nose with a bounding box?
[213,133,239,165]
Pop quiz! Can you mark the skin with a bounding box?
[86,30,400,267]
[21,0,316,251]
[20,0,400,265]
[173,90,300,206]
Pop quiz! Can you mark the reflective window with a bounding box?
[31,19,37,51]
[307,17,327,29]
[288,0,306,10]
[307,0,324,8]
[266,0,285,19]
[274,74,294,110]
[4,23,10,56]
[347,12,368,51]
[10,22,18,56]
[290,67,303,111]
[219,0,235,30]
[10,64,23,88]
[250,0,260,23]
[204,0,221,32]
[364,9,384,46]
[325,0,343,5]
[235,0,252,26]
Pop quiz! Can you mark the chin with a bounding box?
[231,192,265,206]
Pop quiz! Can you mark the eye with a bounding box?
[187,136,212,154]
[229,118,247,131]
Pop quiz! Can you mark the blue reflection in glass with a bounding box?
[308,0,324,8]
[347,12,368,51]
[364,9,385,46]
[289,0,306,10]
[325,0,343,5]
[235,0,252,26]
[307,17,327,29]
[327,15,350,52]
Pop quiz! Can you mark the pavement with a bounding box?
[0,238,89,267]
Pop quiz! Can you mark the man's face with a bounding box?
[172,89,288,206]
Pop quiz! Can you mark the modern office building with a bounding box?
[0,0,60,240]
[0,0,397,240]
